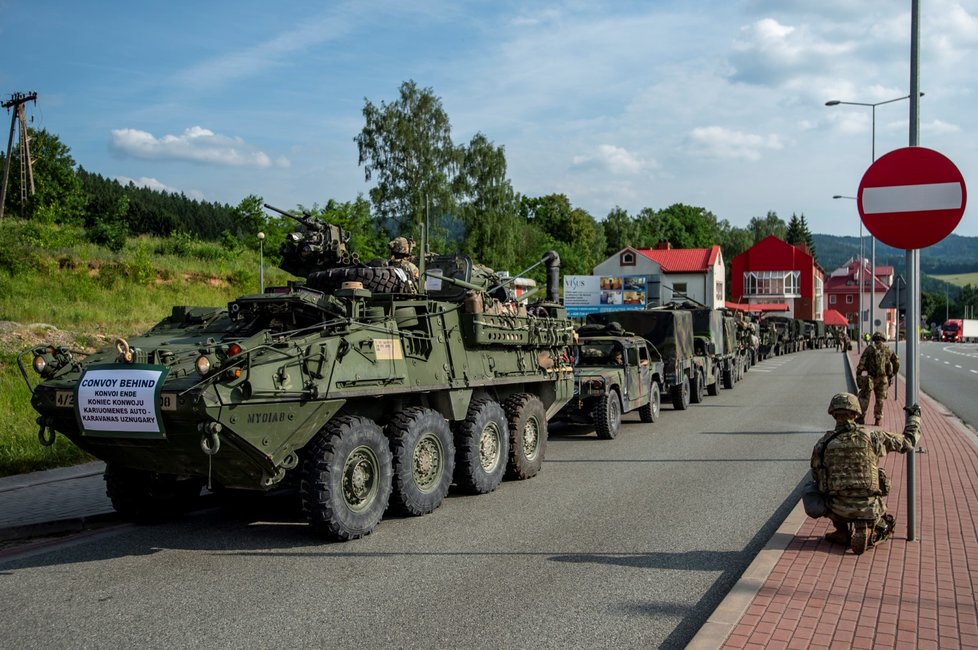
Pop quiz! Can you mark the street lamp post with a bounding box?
[833,194,863,350]
[826,92,923,342]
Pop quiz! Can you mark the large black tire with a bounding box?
[592,389,622,440]
[639,380,661,423]
[690,372,705,404]
[387,407,455,516]
[104,463,202,522]
[670,379,690,410]
[707,373,720,396]
[722,368,735,390]
[307,266,414,294]
[453,398,509,494]
[504,393,548,479]
[300,415,393,541]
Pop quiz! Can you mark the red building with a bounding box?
[824,258,894,338]
[729,236,826,320]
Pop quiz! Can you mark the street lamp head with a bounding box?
[825,100,841,106]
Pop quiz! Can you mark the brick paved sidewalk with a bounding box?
[699,351,978,649]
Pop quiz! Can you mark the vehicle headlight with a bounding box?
[195,355,213,376]
[32,354,48,374]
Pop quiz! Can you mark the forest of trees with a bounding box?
[2,79,975,325]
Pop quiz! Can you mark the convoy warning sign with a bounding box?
[76,365,168,436]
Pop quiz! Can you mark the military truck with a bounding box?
[586,308,698,410]
[555,322,664,439]
[21,207,576,541]
[803,320,827,349]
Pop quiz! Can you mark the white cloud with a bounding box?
[114,176,176,193]
[571,144,655,175]
[687,126,783,161]
[729,17,854,86]
[110,126,287,168]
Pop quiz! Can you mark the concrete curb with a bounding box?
[0,461,105,494]
[0,512,119,543]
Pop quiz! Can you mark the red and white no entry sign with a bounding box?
[857,146,967,250]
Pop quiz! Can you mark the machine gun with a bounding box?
[265,203,358,278]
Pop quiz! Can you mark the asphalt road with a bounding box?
[917,341,978,430]
[0,349,850,650]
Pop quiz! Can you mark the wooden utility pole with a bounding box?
[1,91,38,221]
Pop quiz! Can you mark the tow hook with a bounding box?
[199,421,222,455]
[37,416,56,446]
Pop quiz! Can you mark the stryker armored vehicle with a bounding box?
[586,308,697,410]
[555,321,664,439]
[21,206,575,541]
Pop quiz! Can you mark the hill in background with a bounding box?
[813,232,978,293]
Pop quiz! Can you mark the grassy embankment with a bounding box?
[0,219,290,477]
[933,272,978,288]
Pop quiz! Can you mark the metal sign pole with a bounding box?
[906,0,921,542]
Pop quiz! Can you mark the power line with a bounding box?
[1,91,38,221]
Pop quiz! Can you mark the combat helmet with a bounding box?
[389,237,413,256]
[871,331,886,342]
[828,392,862,417]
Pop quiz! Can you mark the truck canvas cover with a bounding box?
[587,309,693,362]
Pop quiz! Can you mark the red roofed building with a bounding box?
[824,257,895,338]
[729,236,826,320]
[594,241,725,309]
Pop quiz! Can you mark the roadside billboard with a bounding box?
[563,275,649,317]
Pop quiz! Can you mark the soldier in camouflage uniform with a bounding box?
[855,331,893,425]
[811,393,921,555]
[388,236,420,291]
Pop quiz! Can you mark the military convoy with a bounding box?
[555,321,663,438]
[21,208,840,541]
[23,209,575,541]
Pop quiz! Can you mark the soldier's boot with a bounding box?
[824,523,851,546]
[873,513,896,545]
[851,522,873,555]
[874,416,882,426]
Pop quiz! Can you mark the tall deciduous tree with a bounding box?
[355,80,459,241]
[454,133,521,271]
[520,194,600,276]
[748,211,787,244]
[2,128,85,223]
[601,206,637,256]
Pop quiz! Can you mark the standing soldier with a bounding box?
[810,394,921,555]
[856,331,893,425]
[388,236,420,290]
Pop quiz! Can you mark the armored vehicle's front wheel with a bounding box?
[104,463,203,522]
[301,415,393,541]
[639,380,661,423]
[453,398,510,494]
[671,380,690,410]
[690,372,705,404]
[387,407,455,516]
[504,393,548,480]
[592,389,622,440]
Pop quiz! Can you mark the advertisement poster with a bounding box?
[563,275,648,317]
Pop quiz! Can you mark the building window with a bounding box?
[743,271,801,298]
[673,282,688,295]
[829,295,836,304]
[620,251,636,266]
[846,295,853,304]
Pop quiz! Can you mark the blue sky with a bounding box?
[3,0,977,238]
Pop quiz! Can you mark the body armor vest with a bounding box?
[821,428,879,497]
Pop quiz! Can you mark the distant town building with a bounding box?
[593,241,725,309]
[729,235,826,320]
[824,257,895,338]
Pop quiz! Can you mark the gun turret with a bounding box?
[266,203,357,278]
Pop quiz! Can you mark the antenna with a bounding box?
[1,91,38,221]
